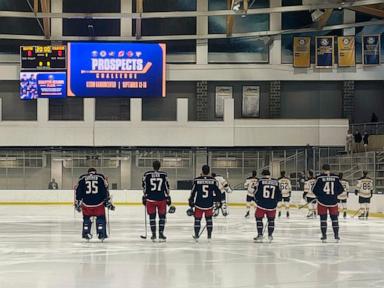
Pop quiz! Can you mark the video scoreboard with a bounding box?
[19,43,166,100]
[20,45,66,70]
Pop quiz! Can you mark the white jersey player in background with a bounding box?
[244,170,258,218]
[355,171,374,219]
[212,173,232,217]
[278,171,292,218]
[337,172,350,219]
[303,170,317,218]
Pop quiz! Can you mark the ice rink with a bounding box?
[0,206,383,288]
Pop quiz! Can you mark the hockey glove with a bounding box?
[142,196,147,206]
[74,200,82,213]
[186,207,194,217]
[214,202,222,209]
[224,186,233,194]
[166,196,172,206]
[188,198,194,208]
[168,205,176,214]
[104,199,115,211]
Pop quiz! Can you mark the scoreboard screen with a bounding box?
[20,45,66,70]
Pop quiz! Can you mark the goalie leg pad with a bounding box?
[82,216,92,238]
[96,215,107,239]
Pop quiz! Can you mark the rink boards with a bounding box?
[0,189,383,214]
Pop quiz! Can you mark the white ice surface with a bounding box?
[0,206,383,288]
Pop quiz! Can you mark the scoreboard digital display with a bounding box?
[20,45,66,70]
[67,42,166,98]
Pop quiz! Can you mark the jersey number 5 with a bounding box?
[85,180,98,194]
[263,185,276,199]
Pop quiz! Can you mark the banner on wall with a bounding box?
[315,36,334,68]
[338,36,355,67]
[242,86,260,117]
[363,35,381,65]
[215,86,232,118]
[293,37,311,68]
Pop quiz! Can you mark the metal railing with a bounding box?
[350,122,384,135]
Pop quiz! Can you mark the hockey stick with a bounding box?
[199,224,207,238]
[298,199,316,210]
[351,208,362,218]
[140,205,148,239]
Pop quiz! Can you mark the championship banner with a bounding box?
[242,86,260,117]
[293,37,311,68]
[215,86,232,118]
[67,42,166,97]
[315,36,334,68]
[338,36,355,67]
[363,35,381,65]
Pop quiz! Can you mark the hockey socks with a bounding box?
[194,218,201,238]
[256,217,263,236]
[149,213,156,238]
[320,215,327,238]
[267,218,275,237]
[159,214,166,234]
[206,216,213,239]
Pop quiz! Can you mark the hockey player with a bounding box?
[253,169,282,243]
[355,171,374,219]
[278,171,292,218]
[142,160,172,242]
[212,173,232,217]
[312,164,344,242]
[338,173,350,219]
[189,165,222,241]
[74,168,115,241]
[244,170,258,218]
[303,170,317,218]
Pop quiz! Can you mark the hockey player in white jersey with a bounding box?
[212,173,232,217]
[355,171,374,219]
[278,171,292,218]
[338,172,350,219]
[303,170,317,218]
[244,170,258,218]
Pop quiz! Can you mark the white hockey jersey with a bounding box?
[244,176,258,197]
[278,177,292,198]
[304,178,316,198]
[215,175,231,193]
[356,177,374,198]
[338,179,350,200]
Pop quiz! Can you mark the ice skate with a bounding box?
[268,235,273,243]
[321,235,327,243]
[151,234,157,242]
[253,235,263,243]
[159,233,167,242]
[82,233,93,241]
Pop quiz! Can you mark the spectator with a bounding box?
[346,130,353,154]
[354,130,362,153]
[370,113,378,123]
[48,178,59,190]
[363,132,369,152]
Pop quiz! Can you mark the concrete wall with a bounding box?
[354,81,384,123]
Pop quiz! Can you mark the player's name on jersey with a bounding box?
[196,179,216,185]
[319,176,337,182]
[147,172,163,177]
[85,175,99,181]
[260,179,278,186]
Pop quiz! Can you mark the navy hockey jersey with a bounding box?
[254,177,282,210]
[189,176,221,210]
[142,170,170,201]
[312,173,344,207]
[75,172,109,206]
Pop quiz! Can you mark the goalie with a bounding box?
[74,168,115,241]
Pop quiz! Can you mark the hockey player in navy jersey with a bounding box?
[312,164,344,242]
[142,160,172,242]
[188,165,222,241]
[74,168,115,241]
[253,169,282,243]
